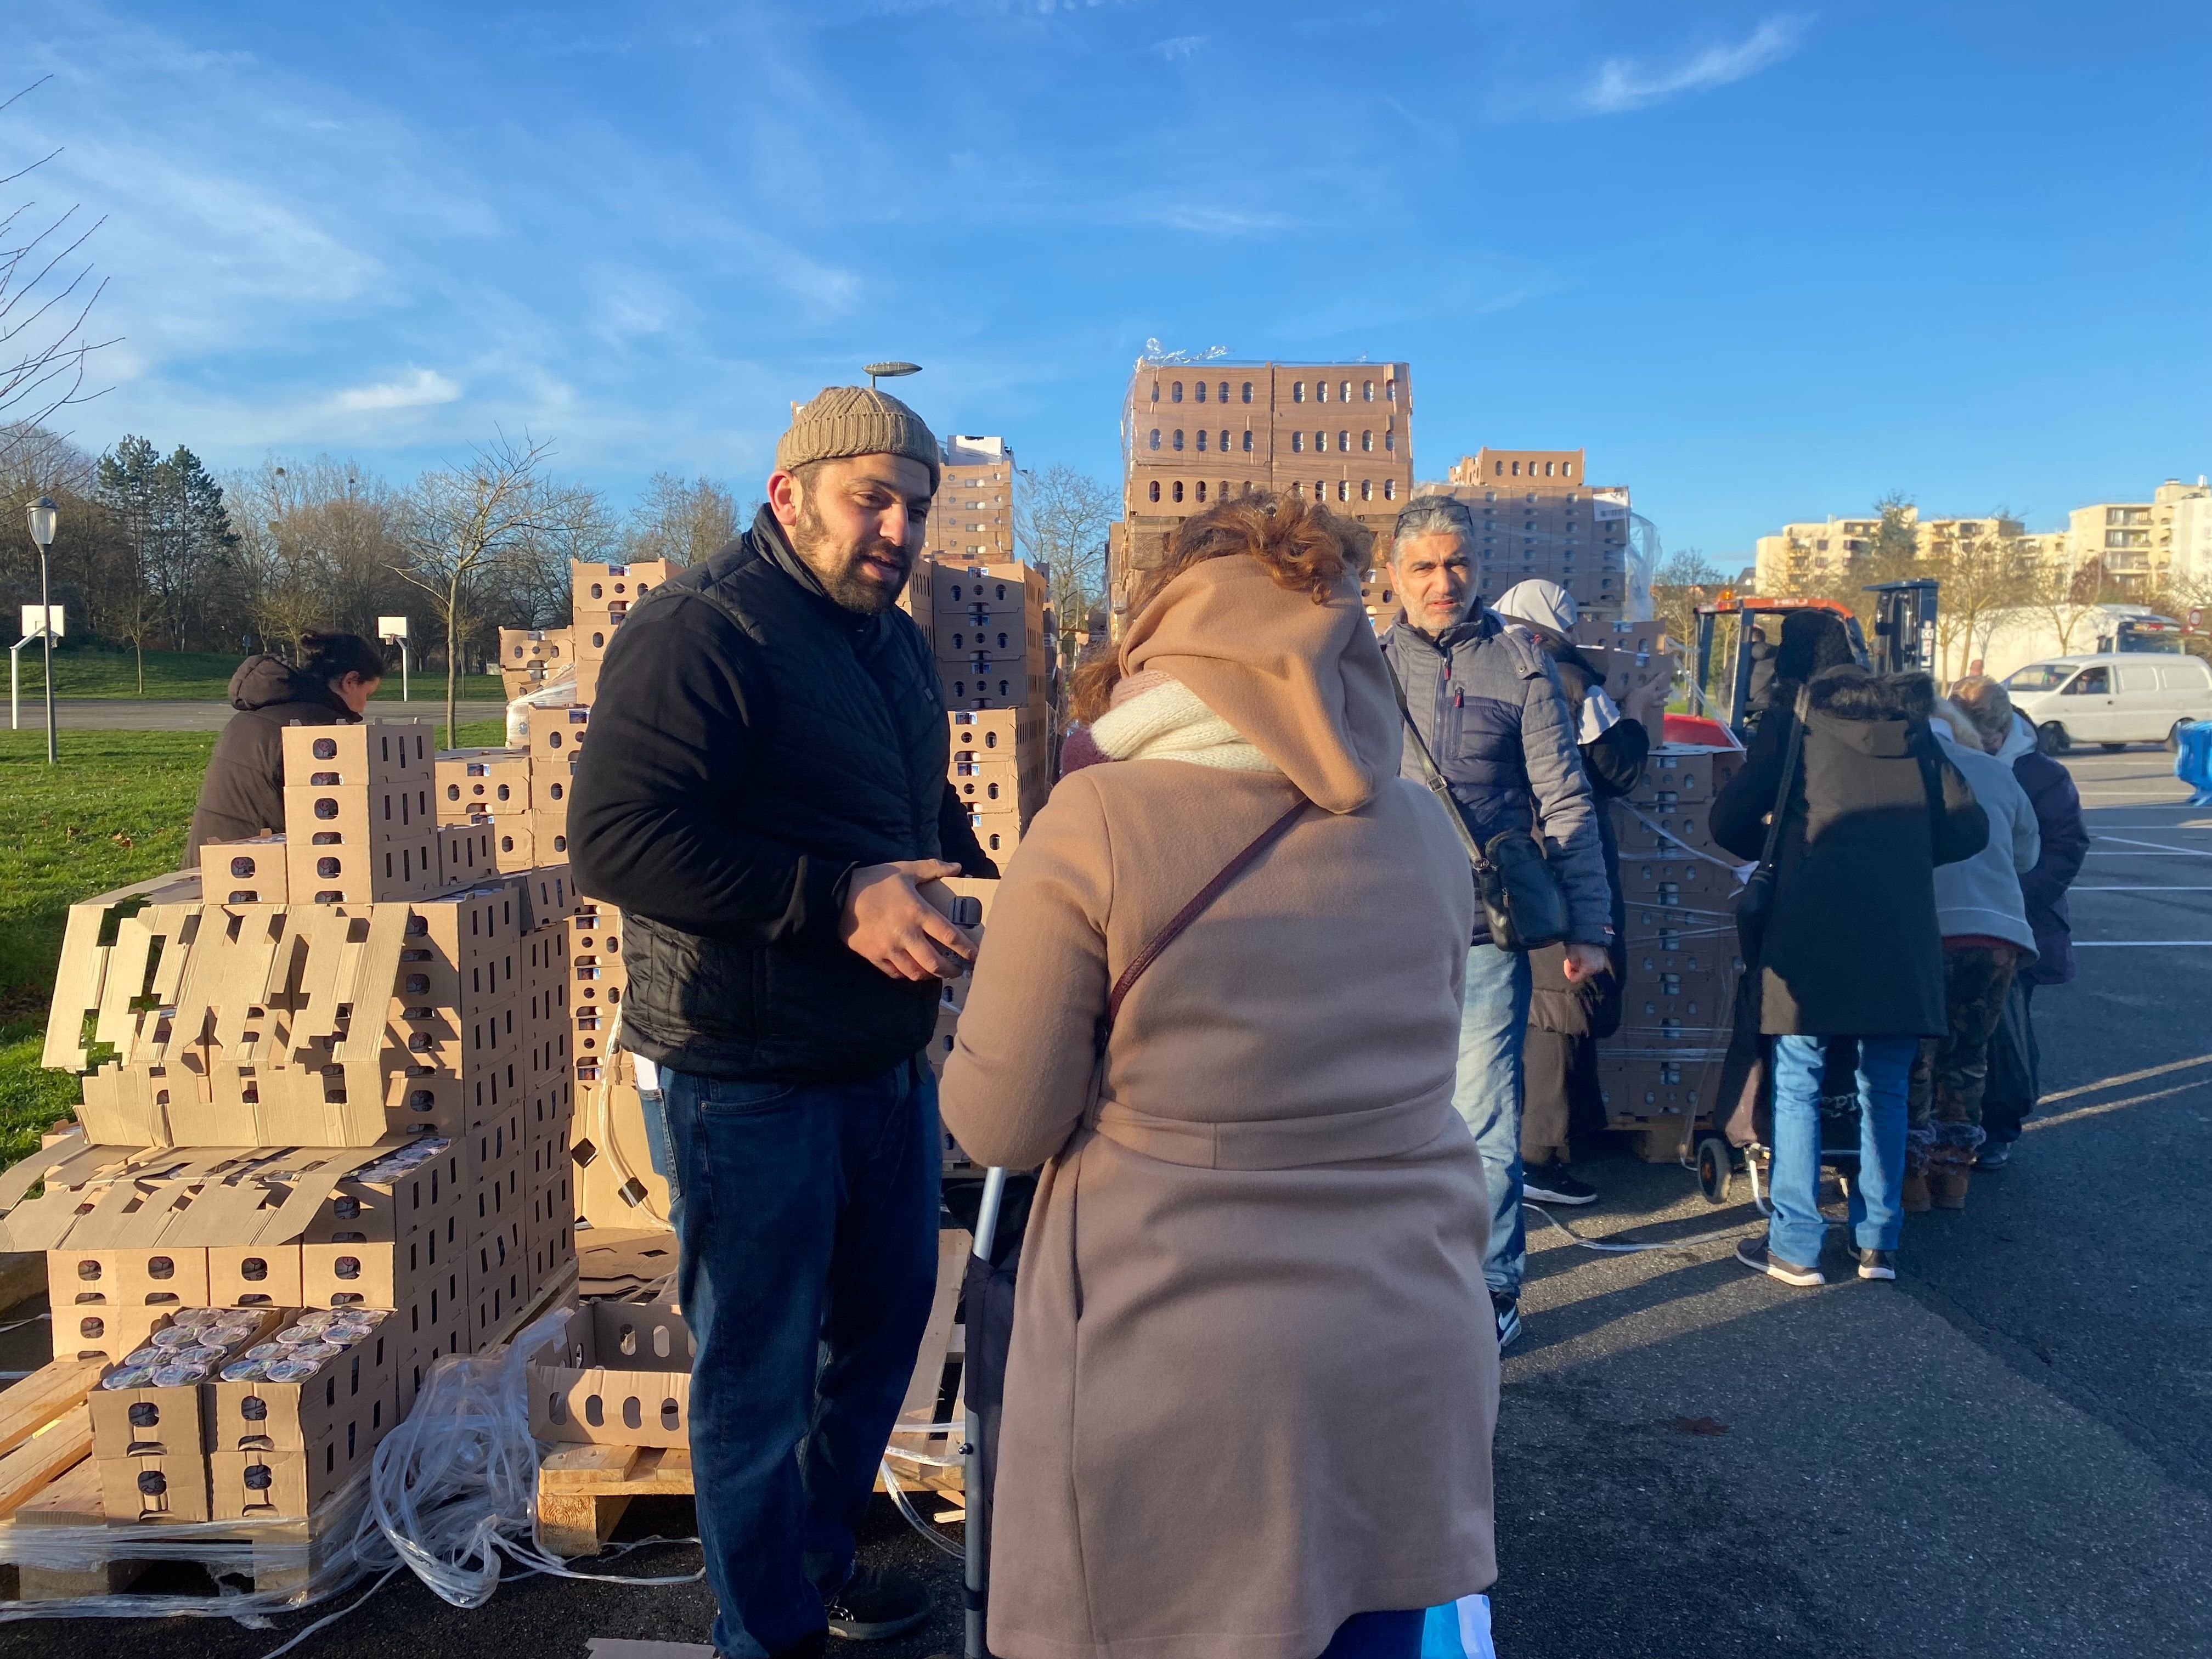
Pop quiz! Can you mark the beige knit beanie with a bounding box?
[774,386,941,490]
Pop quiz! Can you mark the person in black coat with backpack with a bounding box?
[1711,663,1988,1285]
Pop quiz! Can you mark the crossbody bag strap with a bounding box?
[1098,797,1313,1046]
[1757,687,1810,871]
[1383,652,1492,873]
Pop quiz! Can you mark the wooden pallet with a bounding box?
[534,1229,973,1556]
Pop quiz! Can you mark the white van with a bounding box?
[2004,653,2212,752]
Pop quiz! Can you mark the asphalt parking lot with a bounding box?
[0,747,2203,1659]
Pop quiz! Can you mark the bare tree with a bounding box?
[622,472,737,566]
[0,80,114,464]
[395,433,556,743]
[1928,521,2035,680]
[1014,463,1115,663]
[1650,547,1729,656]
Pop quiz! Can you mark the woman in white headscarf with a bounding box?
[1489,580,1659,1203]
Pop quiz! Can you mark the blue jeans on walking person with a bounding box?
[642,1057,943,1659]
[1766,1034,1915,1269]
[1453,943,1534,1301]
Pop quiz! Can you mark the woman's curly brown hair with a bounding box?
[1068,490,1352,722]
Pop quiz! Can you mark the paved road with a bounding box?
[0,749,2202,1659]
[12,700,510,731]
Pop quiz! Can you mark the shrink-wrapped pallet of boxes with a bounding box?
[7,713,590,1558]
[1597,744,1747,1159]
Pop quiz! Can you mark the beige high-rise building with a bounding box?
[1115,360,1413,608]
[928,434,1016,565]
[2166,479,2212,590]
[1435,448,1633,617]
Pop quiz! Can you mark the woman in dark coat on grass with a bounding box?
[184,633,385,859]
[1710,664,1988,1285]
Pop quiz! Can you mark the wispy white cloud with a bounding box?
[1575,15,1811,116]
[1153,34,1205,61]
[331,368,461,413]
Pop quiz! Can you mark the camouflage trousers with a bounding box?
[1907,944,2024,1174]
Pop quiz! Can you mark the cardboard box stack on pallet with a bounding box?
[500,628,573,701]
[5,714,586,1537]
[1598,743,1748,1158]
[902,556,1056,864]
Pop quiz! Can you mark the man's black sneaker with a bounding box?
[1857,1248,1897,1282]
[1975,1141,2012,1171]
[1523,1161,1598,1206]
[1491,1291,1523,1350]
[1735,1235,1825,1287]
[824,1564,931,1642]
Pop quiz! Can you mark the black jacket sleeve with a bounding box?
[1581,718,1650,800]
[568,593,852,944]
[938,788,1001,879]
[2018,756,2089,912]
[1709,706,1790,862]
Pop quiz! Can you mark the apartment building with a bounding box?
[1753,506,2028,593]
[1115,360,1413,605]
[1436,448,1633,617]
[929,435,1017,564]
[2166,481,2212,589]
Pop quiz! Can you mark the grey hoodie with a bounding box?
[1931,721,2040,955]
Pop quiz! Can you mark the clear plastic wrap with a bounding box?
[0,1308,697,1627]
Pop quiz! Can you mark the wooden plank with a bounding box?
[538,1443,642,1490]
[0,1362,100,1462]
[538,1490,626,1558]
[0,1405,92,1517]
[11,1460,146,1600]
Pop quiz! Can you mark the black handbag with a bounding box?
[1387,662,1569,953]
[1735,687,1809,964]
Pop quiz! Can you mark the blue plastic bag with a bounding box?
[2177,720,2212,806]
[1420,1595,1498,1658]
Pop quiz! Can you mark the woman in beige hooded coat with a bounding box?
[940,493,1498,1659]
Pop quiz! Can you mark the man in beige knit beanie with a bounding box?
[569,385,994,1656]
[768,383,943,614]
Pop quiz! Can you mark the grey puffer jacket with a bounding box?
[1380,611,1613,946]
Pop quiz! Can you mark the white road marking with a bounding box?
[2040,1053,2212,1104]
[2095,835,2212,854]
[2024,1077,2212,1133]
[2072,940,2212,946]
[2074,885,2212,891]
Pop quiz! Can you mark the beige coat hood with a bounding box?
[1116,555,1400,814]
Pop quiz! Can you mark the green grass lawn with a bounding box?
[32,646,504,703]
[0,718,506,1162]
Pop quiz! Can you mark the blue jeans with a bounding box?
[1767,1034,1915,1268]
[644,1059,943,1659]
[1452,943,1533,1300]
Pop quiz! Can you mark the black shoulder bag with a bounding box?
[1386,659,1569,953]
[1734,687,1809,964]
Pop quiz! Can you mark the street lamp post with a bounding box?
[26,497,57,764]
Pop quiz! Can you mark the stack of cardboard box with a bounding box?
[902,557,1054,861]
[572,560,674,705]
[499,628,575,701]
[1596,745,1747,1150]
[23,712,589,1525]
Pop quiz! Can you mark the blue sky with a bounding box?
[5,1,2208,563]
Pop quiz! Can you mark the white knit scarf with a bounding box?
[1087,675,1282,775]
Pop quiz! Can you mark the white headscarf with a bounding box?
[1492,579,1578,636]
[1492,579,1622,746]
